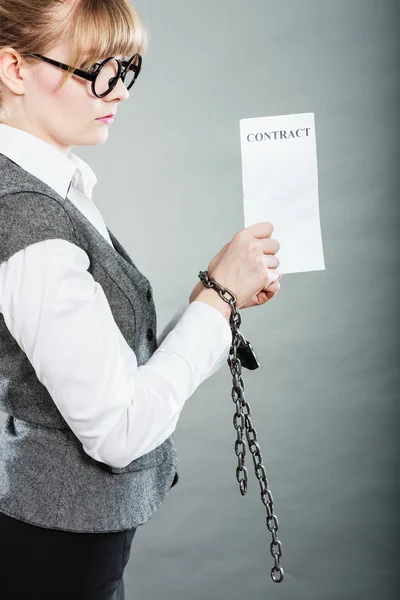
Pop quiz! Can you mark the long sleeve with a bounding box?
[0,238,232,469]
[156,301,228,378]
[156,301,190,347]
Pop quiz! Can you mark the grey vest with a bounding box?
[0,152,179,533]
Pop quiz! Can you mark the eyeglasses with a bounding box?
[20,53,142,98]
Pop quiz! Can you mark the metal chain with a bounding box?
[198,270,284,583]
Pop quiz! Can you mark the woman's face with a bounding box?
[0,40,130,155]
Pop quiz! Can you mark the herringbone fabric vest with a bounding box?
[0,152,179,533]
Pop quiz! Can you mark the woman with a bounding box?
[0,1,281,598]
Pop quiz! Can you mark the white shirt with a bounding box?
[0,123,232,469]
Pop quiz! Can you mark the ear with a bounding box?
[0,47,28,97]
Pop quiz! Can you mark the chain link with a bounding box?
[198,270,284,583]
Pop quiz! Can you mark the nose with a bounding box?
[107,75,130,103]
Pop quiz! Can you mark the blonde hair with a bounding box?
[0,0,149,120]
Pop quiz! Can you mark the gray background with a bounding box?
[84,0,400,598]
[113,1,398,598]
[5,0,400,598]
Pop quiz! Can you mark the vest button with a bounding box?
[146,288,152,302]
[147,328,154,341]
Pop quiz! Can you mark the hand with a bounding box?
[240,273,282,309]
[205,241,282,309]
[189,222,281,308]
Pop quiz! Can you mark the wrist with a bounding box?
[194,287,232,321]
[189,281,204,304]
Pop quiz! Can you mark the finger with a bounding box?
[267,272,282,285]
[266,281,280,294]
[261,254,280,269]
[246,221,274,239]
[265,283,280,300]
[261,256,280,285]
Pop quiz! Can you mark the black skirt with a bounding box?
[0,510,137,600]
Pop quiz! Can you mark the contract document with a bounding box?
[239,112,325,274]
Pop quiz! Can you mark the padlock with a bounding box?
[236,333,260,370]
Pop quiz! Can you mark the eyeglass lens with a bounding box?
[94,56,139,96]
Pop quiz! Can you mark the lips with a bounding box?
[97,113,114,119]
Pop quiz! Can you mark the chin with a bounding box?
[81,129,110,146]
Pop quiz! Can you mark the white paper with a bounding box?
[239,112,325,274]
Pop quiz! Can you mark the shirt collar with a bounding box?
[0,123,98,200]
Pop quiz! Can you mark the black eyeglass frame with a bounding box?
[20,53,142,98]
